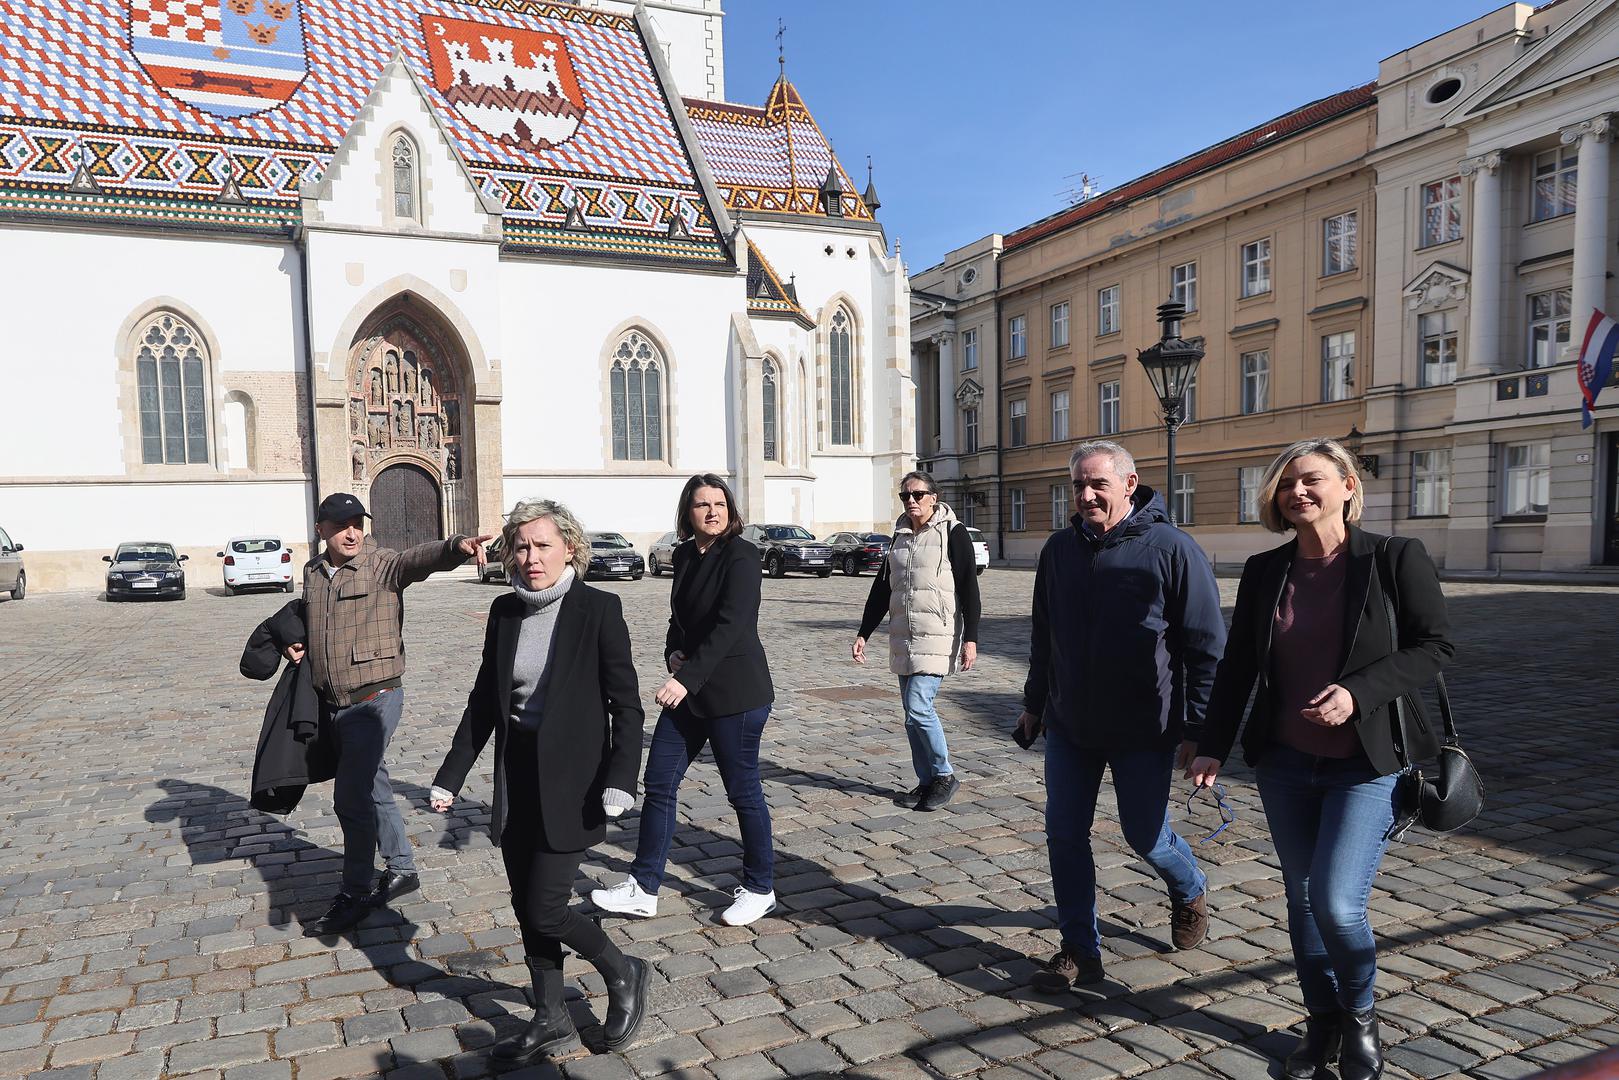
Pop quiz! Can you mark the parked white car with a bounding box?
[218,536,295,595]
[965,527,990,575]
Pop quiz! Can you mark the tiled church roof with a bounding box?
[1005,82,1376,252]
[0,0,728,265]
[684,75,871,221]
[745,238,812,327]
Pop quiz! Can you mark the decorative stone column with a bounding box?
[1460,150,1505,375]
[1562,114,1612,351]
[933,331,956,457]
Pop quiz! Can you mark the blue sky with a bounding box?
[721,0,1502,270]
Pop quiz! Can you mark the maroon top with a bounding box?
[1271,548,1362,759]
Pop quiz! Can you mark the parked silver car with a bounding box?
[648,531,680,576]
[0,525,24,600]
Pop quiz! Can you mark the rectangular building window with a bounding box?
[1098,380,1120,435]
[1098,285,1120,335]
[1502,441,1550,517]
[1172,473,1196,525]
[1171,261,1198,312]
[1050,390,1070,441]
[1324,211,1358,274]
[1051,301,1070,348]
[1527,288,1571,369]
[1009,487,1026,532]
[1240,350,1270,414]
[1008,398,1027,447]
[1051,483,1069,531]
[1241,239,1271,297]
[963,406,979,454]
[1322,331,1355,402]
[1009,315,1027,359]
[1421,176,1463,246]
[1420,311,1458,386]
[1182,369,1197,423]
[962,328,978,371]
[960,500,976,527]
[1532,146,1578,222]
[1410,449,1451,517]
[1238,465,1265,524]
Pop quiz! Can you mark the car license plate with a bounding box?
[249,574,272,581]
[806,558,826,564]
[132,580,157,589]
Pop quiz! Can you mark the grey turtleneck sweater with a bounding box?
[509,567,574,731]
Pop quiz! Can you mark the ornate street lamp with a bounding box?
[1136,299,1205,524]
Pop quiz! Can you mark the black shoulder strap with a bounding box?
[1375,536,1458,752]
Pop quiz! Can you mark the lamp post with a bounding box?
[1136,299,1205,524]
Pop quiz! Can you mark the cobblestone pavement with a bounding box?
[1,569,1617,1080]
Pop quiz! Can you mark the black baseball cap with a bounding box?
[316,492,370,524]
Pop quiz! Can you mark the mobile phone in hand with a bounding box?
[1013,718,1042,750]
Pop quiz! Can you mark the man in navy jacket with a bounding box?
[1017,440,1226,991]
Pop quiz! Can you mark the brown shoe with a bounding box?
[1031,948,1104,992]
[1171,892,1208,950]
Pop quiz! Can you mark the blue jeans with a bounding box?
[330,688,415,896]
[899,674,952,784]
[631,704,774,895]
[1256,744,1397,1014]
[1044,725,1206,957]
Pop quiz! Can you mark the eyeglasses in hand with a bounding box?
[1185,782,1235,845]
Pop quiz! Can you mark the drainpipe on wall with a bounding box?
[296,226,321,549]
[993,259,1005,567]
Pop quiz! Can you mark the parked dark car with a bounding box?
[104,541,188,600]
[648,531,680,576]
[740,524,834,578]
[823,532,891,577]
[587,532,644,580]
[0,524,24,600]
[479,536,507,584]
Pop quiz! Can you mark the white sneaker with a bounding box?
[720,886,776,927]
[590,878,658,918]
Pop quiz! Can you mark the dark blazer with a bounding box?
[242,600,335,814]
[433,582,644,851]
[665,536,773,718]
[1198,526,1454,777]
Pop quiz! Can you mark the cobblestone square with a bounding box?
[0,570,1616,1079]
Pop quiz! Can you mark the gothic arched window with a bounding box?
[763,358,778,463]
[136,312,210,464]
[610,330,665,461]
[392,134,419,223]
[829,307,854,445]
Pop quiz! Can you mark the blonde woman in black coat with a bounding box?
[431,499,647,1063]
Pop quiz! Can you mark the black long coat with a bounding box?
[1197,526,1454,776]
[433,582,644,852]
[242,600,335,814]
[665,536,773,718]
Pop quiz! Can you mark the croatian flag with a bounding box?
[1577,310,1619,429]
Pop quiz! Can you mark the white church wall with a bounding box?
[598,0,724,101]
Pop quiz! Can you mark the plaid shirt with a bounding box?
[303,535,468,706]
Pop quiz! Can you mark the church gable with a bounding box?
[0,0,729,265]
[1453,1,1619,120]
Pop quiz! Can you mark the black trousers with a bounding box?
[502,729,611,970]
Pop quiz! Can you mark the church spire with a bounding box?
[862,156,881,215]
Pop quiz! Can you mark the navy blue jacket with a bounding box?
[1022,486,1226,750]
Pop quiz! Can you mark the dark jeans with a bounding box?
[330,688,414,896]
[1044,725,1206,957]
[631,704,774,895]
[1256,744,1397,1013]
[502,731,612,971]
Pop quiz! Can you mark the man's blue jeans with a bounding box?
[1256,744,1397,1014]
[899,674,952,784]
[631,704,774,896]
[1044,725,1206,957]
[330,688,415,897]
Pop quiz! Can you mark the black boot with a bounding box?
[590,943,649,1052]
[1284,1012,1342,1079]
[490,959,580,1064]
[1339,1007,1383,1080]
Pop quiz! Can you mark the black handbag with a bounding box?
[1376,538,1484,838]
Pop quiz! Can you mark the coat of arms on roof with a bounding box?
[126,0,310,118]
[421,15,586,153]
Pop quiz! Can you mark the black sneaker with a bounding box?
[892,784,926,808]
[366,871,420,908]
[916,774,960,812]
[303,893,368,937]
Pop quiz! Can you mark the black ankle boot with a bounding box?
[490,960,580,1064]
[591,944,649,1052]
[1284,1012,1342,1079]
[1339,1007,1383,1080]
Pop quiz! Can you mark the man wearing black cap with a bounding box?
[291,492,492,937]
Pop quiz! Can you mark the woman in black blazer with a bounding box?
[591,473,777,927]
[431,499,648,1064]
[1188,439,1453,1080]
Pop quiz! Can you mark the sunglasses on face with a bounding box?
[1185,782,1236,845]
[899,490,934,502]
